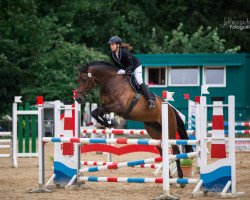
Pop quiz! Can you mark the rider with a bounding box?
[108,36,155,109]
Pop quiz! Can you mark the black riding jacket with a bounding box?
[110,47,141,73]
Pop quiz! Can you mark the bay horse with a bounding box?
[76,61,193,186]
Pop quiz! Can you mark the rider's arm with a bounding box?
[123,49,135,73]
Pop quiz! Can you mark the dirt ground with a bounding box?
[0,143,250,200]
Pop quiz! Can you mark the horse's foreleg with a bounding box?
[172,145,185,188]
[91,107,110,127]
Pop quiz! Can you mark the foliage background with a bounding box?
[0,0,249,115]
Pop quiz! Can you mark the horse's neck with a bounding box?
[102,75,133,98]
[90,67,115,85]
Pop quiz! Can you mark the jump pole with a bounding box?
[12,101,18,168]
[158,93,178,200]
[29,98,51,193]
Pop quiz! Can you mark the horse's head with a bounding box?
[76,64,95,104]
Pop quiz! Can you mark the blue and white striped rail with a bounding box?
[42,137,198,146]
[80,152,198,173]
[80,157,162,173]
[168,140,199,145]
[171,152,198,160]
[81,152,198,168]
[78,176,199,184]
[42,137,161,146]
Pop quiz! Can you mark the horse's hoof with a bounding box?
[111,118,119,127]
[180,184,185,188]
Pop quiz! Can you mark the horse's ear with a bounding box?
[77,64,82,72]
[83,63,89,73]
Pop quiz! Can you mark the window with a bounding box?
[203,66,226,87]
[168,67,199,86]
[145,67,166,86]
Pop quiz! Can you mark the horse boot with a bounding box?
[140,83,155,109]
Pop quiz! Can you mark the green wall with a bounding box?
[126,53,250,129]
[244,54,250,121]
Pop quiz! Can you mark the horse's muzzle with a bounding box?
[75,95,85,104]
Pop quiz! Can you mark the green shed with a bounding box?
[126,53,250,129]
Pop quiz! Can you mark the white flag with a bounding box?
[167,91,175,101]
[14,96,22,103]
[201,84,210,95]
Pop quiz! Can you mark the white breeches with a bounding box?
[134,65,143,85]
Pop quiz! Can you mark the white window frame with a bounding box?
[203,66,226,87]
[144,66,168,88]
[168,66,200,87]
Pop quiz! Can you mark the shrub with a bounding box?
[180,158,193,167]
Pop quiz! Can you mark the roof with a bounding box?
[135,53,250,67]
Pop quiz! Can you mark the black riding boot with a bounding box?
[140,83,155,109]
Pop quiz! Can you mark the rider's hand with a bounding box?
[117,69,126,75]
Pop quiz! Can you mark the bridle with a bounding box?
[77,72,96,97]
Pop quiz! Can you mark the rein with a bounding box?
[80,71,118,96]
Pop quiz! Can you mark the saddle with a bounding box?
[124,74,156,118]
[129,75,156,100]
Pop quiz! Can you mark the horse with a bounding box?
[76,61,193,186]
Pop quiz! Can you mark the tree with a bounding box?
[0,0,249,116]
[22,42,107,103]
[149,23,240,53]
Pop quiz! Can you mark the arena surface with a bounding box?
[0,144,249,200]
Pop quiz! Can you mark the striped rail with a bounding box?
[207,122,250,127]
[80,152,198,173]
[81,161,162,169]
[188,129,250,135]
[42,137,199,146]
[80,157,162,173]
[82,129,148,135]
[78,176,199,184]
[42,137,161,146]
[207,130,250,135]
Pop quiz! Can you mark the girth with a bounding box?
[124,93,141,119]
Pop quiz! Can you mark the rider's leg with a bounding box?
[134,65,155,109]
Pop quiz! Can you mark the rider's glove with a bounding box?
[117,69,126,75]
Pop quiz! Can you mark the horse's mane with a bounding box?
[89,61,117,72]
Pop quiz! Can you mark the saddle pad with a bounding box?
[130,75,156,100]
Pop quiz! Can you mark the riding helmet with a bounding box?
[108,36,122,44]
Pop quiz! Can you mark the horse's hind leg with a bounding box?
[144,122,176,180]
[173,109,193,153]
[172,144,185,188]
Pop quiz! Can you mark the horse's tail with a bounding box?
[173,109,193,153]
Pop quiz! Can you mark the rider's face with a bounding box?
[110,43,118,52]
